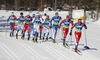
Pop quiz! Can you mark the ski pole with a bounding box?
[49,28,52,39]
[70,35,72,46]
[84,29,90,49]
[61,26,64,40]
[5,23,9,35]
[84,29,87,46]
[66,36,71,43]
[55,28,60,38]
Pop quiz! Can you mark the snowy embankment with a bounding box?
[0,10,100,60]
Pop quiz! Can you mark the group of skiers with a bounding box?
[7,12,87,52]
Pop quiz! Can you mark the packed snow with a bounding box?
[0,10,100,60]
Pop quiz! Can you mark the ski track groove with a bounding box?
[0,42,21,60]
[45,42,74,59]
[11,39,61,60]
[0,30,97,60]
[0,44,16,60]
[40,43,65,60]
[0,35,42,60]
[46,42,95,60]
[44,44,71,60]
[18,40,61,60]
[2,35,95,60]
[82,52,97,60]
[17,43,43,60]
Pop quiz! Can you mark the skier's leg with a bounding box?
[22,24,27,39]
[62,28,68,46]
[30,23,33,36]
[28,24,30,40]
[77,32,82,42]
[16,24,20,33]
[10,23,13,37]
[46,28,49,40]
[23,24,28,32]
[62,27,66,46]
[12,23,15,33]
[32,26,37,42]
[75,32,81,51]
[21,24,24,35]
[53,26,58,43]
[53,27,56,39]
[11,23,15,36]
[32,27,35,41]
[39,25,42,40]
[16,24,20,39]
[36,27,39,42]
[63,27,66,38]
[42,27,46,40]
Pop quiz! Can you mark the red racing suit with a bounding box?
[24,16,32,33]
[60,19,73,38]
[71,23,87,43]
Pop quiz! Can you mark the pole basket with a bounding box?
[49,37,52,39]
[84,46,90,49]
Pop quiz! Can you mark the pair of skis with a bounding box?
[72,48,82,56]
[64,36,82,56]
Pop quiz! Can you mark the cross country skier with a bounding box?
[39,14,44,40]
[69,19,87,52]
[30,14,35,38]
[51,12,61,43]
[21,12,32,40]
[7,13,17,37]
[30,14,35,36]
[42,15,52,41]
[60,15,73,47]
[16,12,25,39]
[30,14,35,33]
[32,13,43,43]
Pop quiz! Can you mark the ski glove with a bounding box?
[84,24,87,29]
[59,26,61,29]
[69,28,72,36]
[50,26,52,29]
[69,32,72,36]
[7,22,9,26]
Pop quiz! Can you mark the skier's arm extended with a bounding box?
[17,17,20,21]
[14,16,17,20]
[70,20,73,26]
[69,23,76,35]
[60,20,64,25]
[82,23,87,29]
[7,16,11,26]
[60,20,64,26]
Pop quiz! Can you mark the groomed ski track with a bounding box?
[0,10,100,60]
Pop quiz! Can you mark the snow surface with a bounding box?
[0,10,100,60]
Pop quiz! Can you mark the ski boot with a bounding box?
[21,33,25,40]
[75,47,77,52]
[42,37,44,41]
[10,32,12,37]
[39,36,41,40]
[63,40,66,47]
[28,34,30,40]
[39,33,41,40]
[63,44,66,47]
[53,39,56,43]
[63,39,66,47]
[32,37,35,42]
[16,33,18,39]
[36,37,38,43]
[46,36,48,41]
[12,32,14,37]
